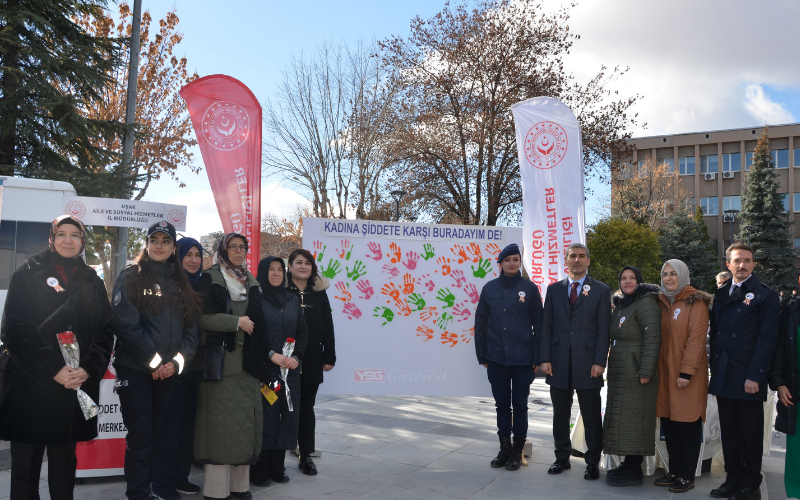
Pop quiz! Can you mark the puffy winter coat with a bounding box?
[603,284,661,456]
[0,249,114,444]
[769,299,800,435]
[657,286,711,423]
[286,275,335,386]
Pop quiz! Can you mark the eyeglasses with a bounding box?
[661,272,678,278]
[228,244,247,251]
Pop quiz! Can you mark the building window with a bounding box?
[723,196,741,212]
[618,164,634,180]
[795,237,800,248]
[783,193,790,212]
[795,148,800,167]
[746,152,754,170]
[722,152,741,172]
[794,193,800,213]
[700,155,719,174]
[700,197,719,215]
[684,198,696,213]
[661,158,674,173]
[638,160,648,178]
[772,149,789,169]
[679,157,695,175]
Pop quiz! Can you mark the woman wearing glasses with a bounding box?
[654,259,711,493]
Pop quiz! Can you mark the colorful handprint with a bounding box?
[373,306,394,325]
[382,264,399,277]
[450,269,466,288]
[467,242,483,262]
[461,327,475,344]
[436,287,456,308]
[419,306,437,322]
[407,293,426,311]
[450,244,469,264]
[402,273,415,294]
[346,260,366,281]
[356,279,374,300]
[394,297,412,317]
[441,331,458,347]
[471,258,492,279]
[337,239,354,260]
[313,241,326,262]
[437,312,454,330]
[452,303,472,322]
[420,274,435,292]
[388,242,402,263]
[343,302,362,319]
[421,243,435,261]
[380,283,401,301]
[366,242,382,261]
[416,325,434,341]
[334,281,351,302]
[402,251,419,270]
[485,243,501,257]
[436,257,452,276]
[465,283,480,304]
[321,259,341,279]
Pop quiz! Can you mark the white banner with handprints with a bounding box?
[304,217,522,396]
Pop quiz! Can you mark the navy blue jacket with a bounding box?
[709,274,780,402]
[474,272,543,366]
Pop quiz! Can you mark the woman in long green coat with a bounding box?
[603,266,662,487]
[194,233,272,500]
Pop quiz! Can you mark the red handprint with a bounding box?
[450,244,469,264]
[453,303,472,322]
[450,270,466,288]
[334,281,351,302]
[337,239,353,260]
[419,306,438,322]
[465,283,480,304]
[416,325,434,341]
[467,242,483,263]
[356,279,374,300]
[419,273,435,292]
[461,327,475,344]
[402,273,415,295]
[485,243,501,256]
[342,302,362,319]
[388,242,401,263]
[436,257,452,276]
[394,297,412,316]
[402,251,419,270]
[441,331,458,347]
[382,264,399,277]
[380,283,401,301]
[366,242,382,261]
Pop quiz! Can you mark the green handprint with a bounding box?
[436,287,456,308]
[421,243,435,261]
[346,260,366,281]
[373,306,394,325]
[471,258,492,279]
[438,312,454,330]
[345,245,353,260]
[407,293,426,311]
[321,259,341,279]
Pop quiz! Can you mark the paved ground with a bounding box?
[0,379,789,499]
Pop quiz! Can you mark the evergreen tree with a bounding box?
[0,0,125,192]
[659,205,719,292]
[587,218,662,287]
[738,130,797,291]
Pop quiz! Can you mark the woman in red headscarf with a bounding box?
[0,215,115,500]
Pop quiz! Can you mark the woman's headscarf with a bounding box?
[213,232,249,300]
[49,215,86,256]
[257,256,290,308]
[176,237,203,287]
[660,259,691,304]
[618,265,644,309]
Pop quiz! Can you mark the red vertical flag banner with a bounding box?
[180,75,262,273]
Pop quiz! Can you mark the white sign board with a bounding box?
[304,218,522,397]
[62,196,187,231]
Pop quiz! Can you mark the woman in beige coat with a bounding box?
[655,259,711,494]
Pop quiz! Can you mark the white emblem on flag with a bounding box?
[201,101,250,151]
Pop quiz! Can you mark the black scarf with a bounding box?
[499,270,523,288]
[618,265,644,309]
[257,256,290,308]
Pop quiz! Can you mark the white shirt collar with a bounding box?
[729,274,752,295]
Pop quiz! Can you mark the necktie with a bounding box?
[570,282,579,308]
[730,283,739,296]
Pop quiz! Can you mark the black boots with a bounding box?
[505,437,526,471]
[490,436,512,468]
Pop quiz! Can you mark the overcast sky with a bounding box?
[137,0,800,236]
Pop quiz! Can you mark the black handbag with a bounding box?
[189,294,230,382]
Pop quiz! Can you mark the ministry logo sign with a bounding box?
[201,101,250,151]
[524,121,568,169]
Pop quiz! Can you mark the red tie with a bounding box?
[570,282,579,307]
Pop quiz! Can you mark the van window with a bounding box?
[0,221,51,289]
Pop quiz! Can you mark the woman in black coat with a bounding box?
[285,248,336,475]
[0,215,114,500]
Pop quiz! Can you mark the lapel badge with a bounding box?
[582,284,590,297]
[619,316,626,328]
[673,308,681,320]
[154,284,163,297]
[518,291,526,303]
[743,292,754,306]
[47,277,65,293]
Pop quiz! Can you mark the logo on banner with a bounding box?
[524,121,568,169]
[354,370,385,382]
[64,200,87,219]
[201,101,250,151]
[167,209,186,228]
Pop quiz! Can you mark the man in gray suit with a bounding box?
[539,243,611,480]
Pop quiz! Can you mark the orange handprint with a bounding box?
[436,256,452,276]
[334,281,351,302]
[450,244,469,264]
[380,282,401,301]
[461,327,475,344]
[402,273,415,294]
[388,242,401,263]
[485,243,501,257]
[467,242,483,262]
[441,331,458,347]
[394,297,412,316]
[416,325,434,341]
[419,306,438,322]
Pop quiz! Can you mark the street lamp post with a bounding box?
[742,225,757,246]
[723,209,739,246]
[390,190,407,222]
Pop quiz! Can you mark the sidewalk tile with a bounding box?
[401,467,496,498]
[320,456,419,483]
[358,443,450,466]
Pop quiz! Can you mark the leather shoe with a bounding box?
[710,481,740,498]
[230,492,252,500]
[271,474,290,484]
[299,456,318,475]
[729,487,761,500]
[584,464,599,480]
[547,459,571,474]
[250,478,270,488]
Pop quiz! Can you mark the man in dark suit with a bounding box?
[709,243,780,500]
[539,243,611,480]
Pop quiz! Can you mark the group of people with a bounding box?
[0,217,335,500]
[476,241,797,500]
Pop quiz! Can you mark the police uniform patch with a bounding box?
[114,291,122,306]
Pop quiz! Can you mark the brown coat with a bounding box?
[657,286,712,422]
